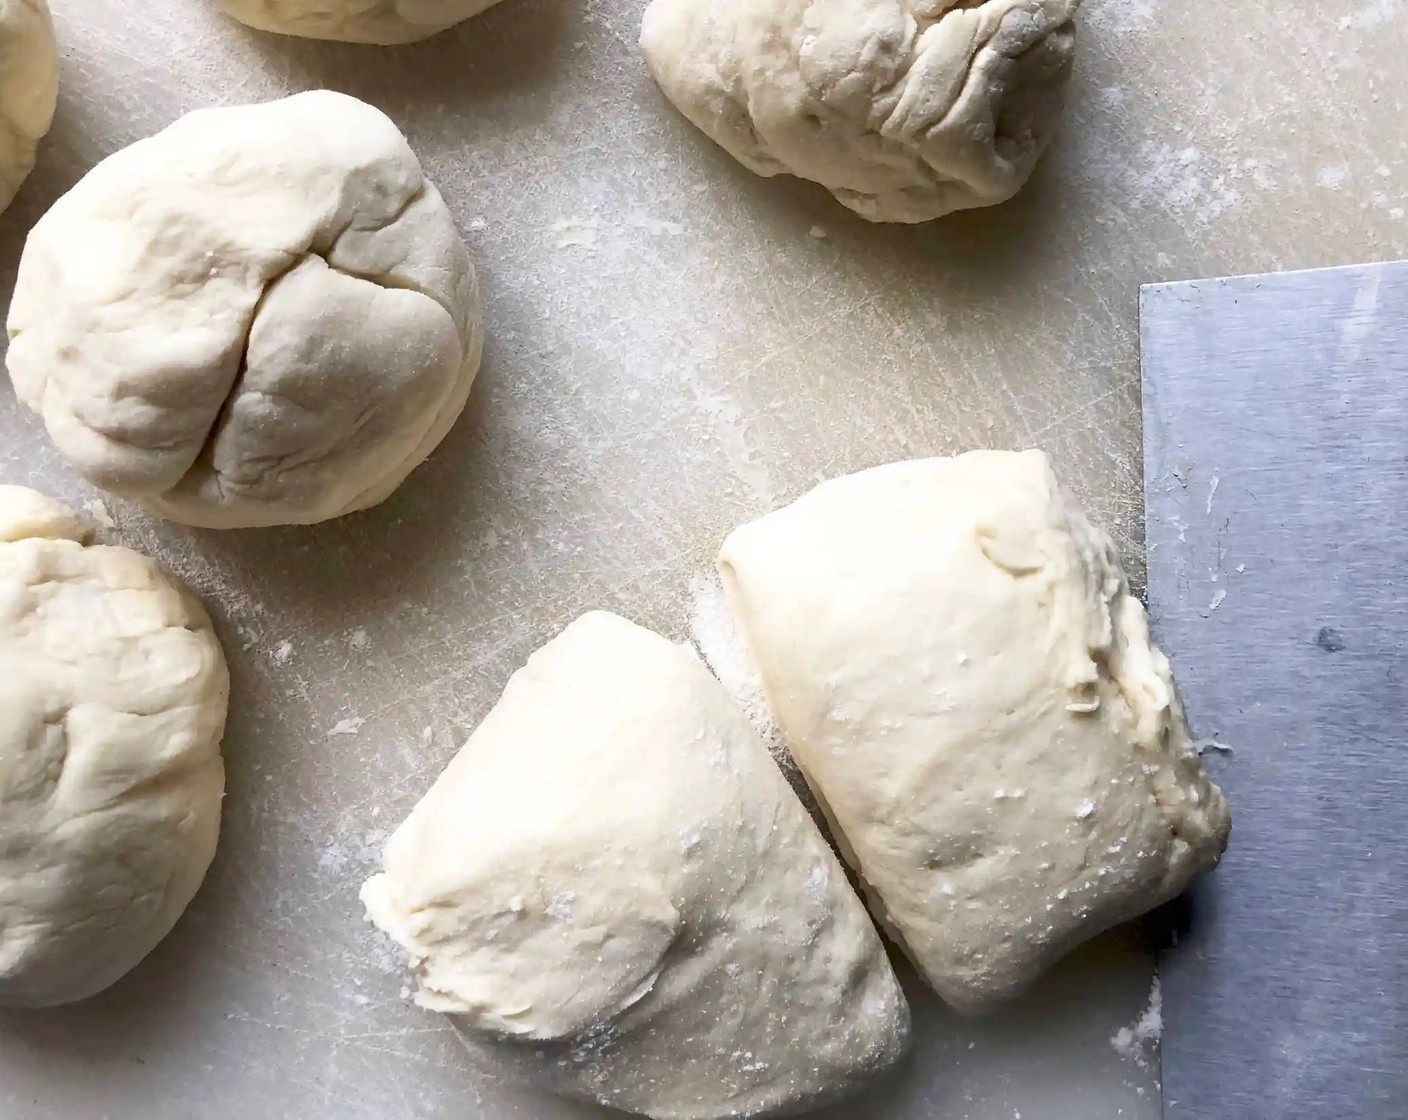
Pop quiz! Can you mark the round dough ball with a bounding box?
[361,612,909,1119]
[217,0,505,44]
[641,0,1078,223]
[6,90,483,529]
[718,451,1231,1013]
[0,487,228,1006]
[0,0,58,213]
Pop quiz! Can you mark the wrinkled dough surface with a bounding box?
[0,487,228,1006]
[718,451,1231,1012]
[641,0,1078,222]
[0,0,57,213]
[218,0,504,44]
[6,90,483,529]
[361,611,909,1119]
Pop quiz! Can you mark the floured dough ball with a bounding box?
[6,90,483,529]
[361,612,909,1119]
[641,0,1078,223]
[0,0,58,213]
[718,450,1231,1013]
[217,0,505,44]
[0,487,228,1006]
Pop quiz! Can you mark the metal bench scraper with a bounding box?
[1141,261,1408,1118]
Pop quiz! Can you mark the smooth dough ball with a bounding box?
[0,487,228,1006]
[217,0,505,44]
[6,90,483,530]
[641,0,1078,223]
[0,0,57,213]
[718,450,1231,1013]
[361,611,909,1119]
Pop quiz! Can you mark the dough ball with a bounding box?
[6,90,483,529]
[361,611,909,1119]
[217,0,505,44]
[0,487,228,1006]
[718,450,1231,1013]
[0,0,57,213]
[641,0,1078,223]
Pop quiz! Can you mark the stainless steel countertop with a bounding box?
[0,2,1404,1117]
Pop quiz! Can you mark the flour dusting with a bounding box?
[686,574,840,835]
[553,217,600,249]
[1317,164,1350,190]
[688,575,780,745]
[84,499,116,529]
[1084,0,1159,36]
[1111,974,1163,1070]
[624,211,685,236]
[1339,0,1400,32]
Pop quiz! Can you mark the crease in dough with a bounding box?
[6,91,483,529]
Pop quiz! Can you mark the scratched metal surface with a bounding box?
[1143,263,1408,1118]
[0,2,1404,1118]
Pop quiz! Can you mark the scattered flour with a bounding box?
[1339,0,1400,32]
[318,841,350,873]
[83,498,116,529]
[553,217,600,249]
[1131,144,1243,224]
[624,211,685,236]
[349,628,371,652]
[1084,0,1159,37]
[687,574,823,817]
[272,639,294,664]
[687,574,781,750]
[1317,164,1350,190]
[1111,974,1163,1070]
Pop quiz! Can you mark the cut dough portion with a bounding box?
[641,0,1078,223]
[217,0,505,44]
[0,487,228,1006]
[718,451,1231,1013]
[0,0,57,214]
[6,90,483,529]
[361,611,909,1119]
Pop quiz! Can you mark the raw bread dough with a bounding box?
[718,450,1231,1013]
[641,0,1078,223]
[6,90,483,529]
[217,0,505,44]
[361,611,909,1119]
[0,487,228,1006]
[0,0,57,213]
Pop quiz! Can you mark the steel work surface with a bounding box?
[0,2,1405,1118]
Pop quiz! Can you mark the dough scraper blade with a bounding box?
[1141,261,1408,1119]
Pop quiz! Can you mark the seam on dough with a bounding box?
[166,239,462,503]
